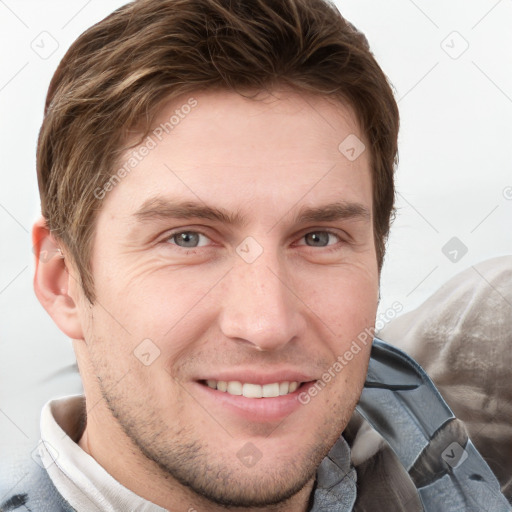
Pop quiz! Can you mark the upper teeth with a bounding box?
[206,380,300,398]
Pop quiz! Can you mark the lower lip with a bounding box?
[193,381,316,422]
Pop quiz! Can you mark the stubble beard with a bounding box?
[94,372,352,509]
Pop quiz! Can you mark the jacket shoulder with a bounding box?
[1,454,75,512]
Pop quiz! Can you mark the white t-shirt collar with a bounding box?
[39,395,167,512]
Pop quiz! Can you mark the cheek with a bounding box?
[295,263,379,338]
[87,267,230,378]
[93,259,218,333]
[296,263,378,391]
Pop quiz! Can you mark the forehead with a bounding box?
[100,89,372,223]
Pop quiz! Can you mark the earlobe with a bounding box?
[32,217,84,340]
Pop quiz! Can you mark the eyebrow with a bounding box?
[133,196,371,226]
[134,198,247,225]
[294,202,370,224]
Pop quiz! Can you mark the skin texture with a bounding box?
[33,89,379,512]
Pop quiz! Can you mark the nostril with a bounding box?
[469,474,484,482]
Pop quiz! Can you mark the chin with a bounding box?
[162,452,318,508]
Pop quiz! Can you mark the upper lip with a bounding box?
[195,369,318,385]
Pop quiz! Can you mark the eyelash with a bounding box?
[161,229,345,253]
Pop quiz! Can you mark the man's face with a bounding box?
[75,90,379,507]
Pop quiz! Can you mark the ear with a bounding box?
[32,217,84,340]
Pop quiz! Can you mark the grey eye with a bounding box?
[304,232,331,247]
[172,232,201,248]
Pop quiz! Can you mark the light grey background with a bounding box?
[1,0,511,467]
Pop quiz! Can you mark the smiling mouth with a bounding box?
[200,380,305,398]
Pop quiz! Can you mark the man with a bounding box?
[0,0,508,510]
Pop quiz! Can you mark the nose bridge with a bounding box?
[219,247,304,351]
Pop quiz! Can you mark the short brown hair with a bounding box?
[37,0,399,302]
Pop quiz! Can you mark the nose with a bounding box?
[218,253,306,352]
